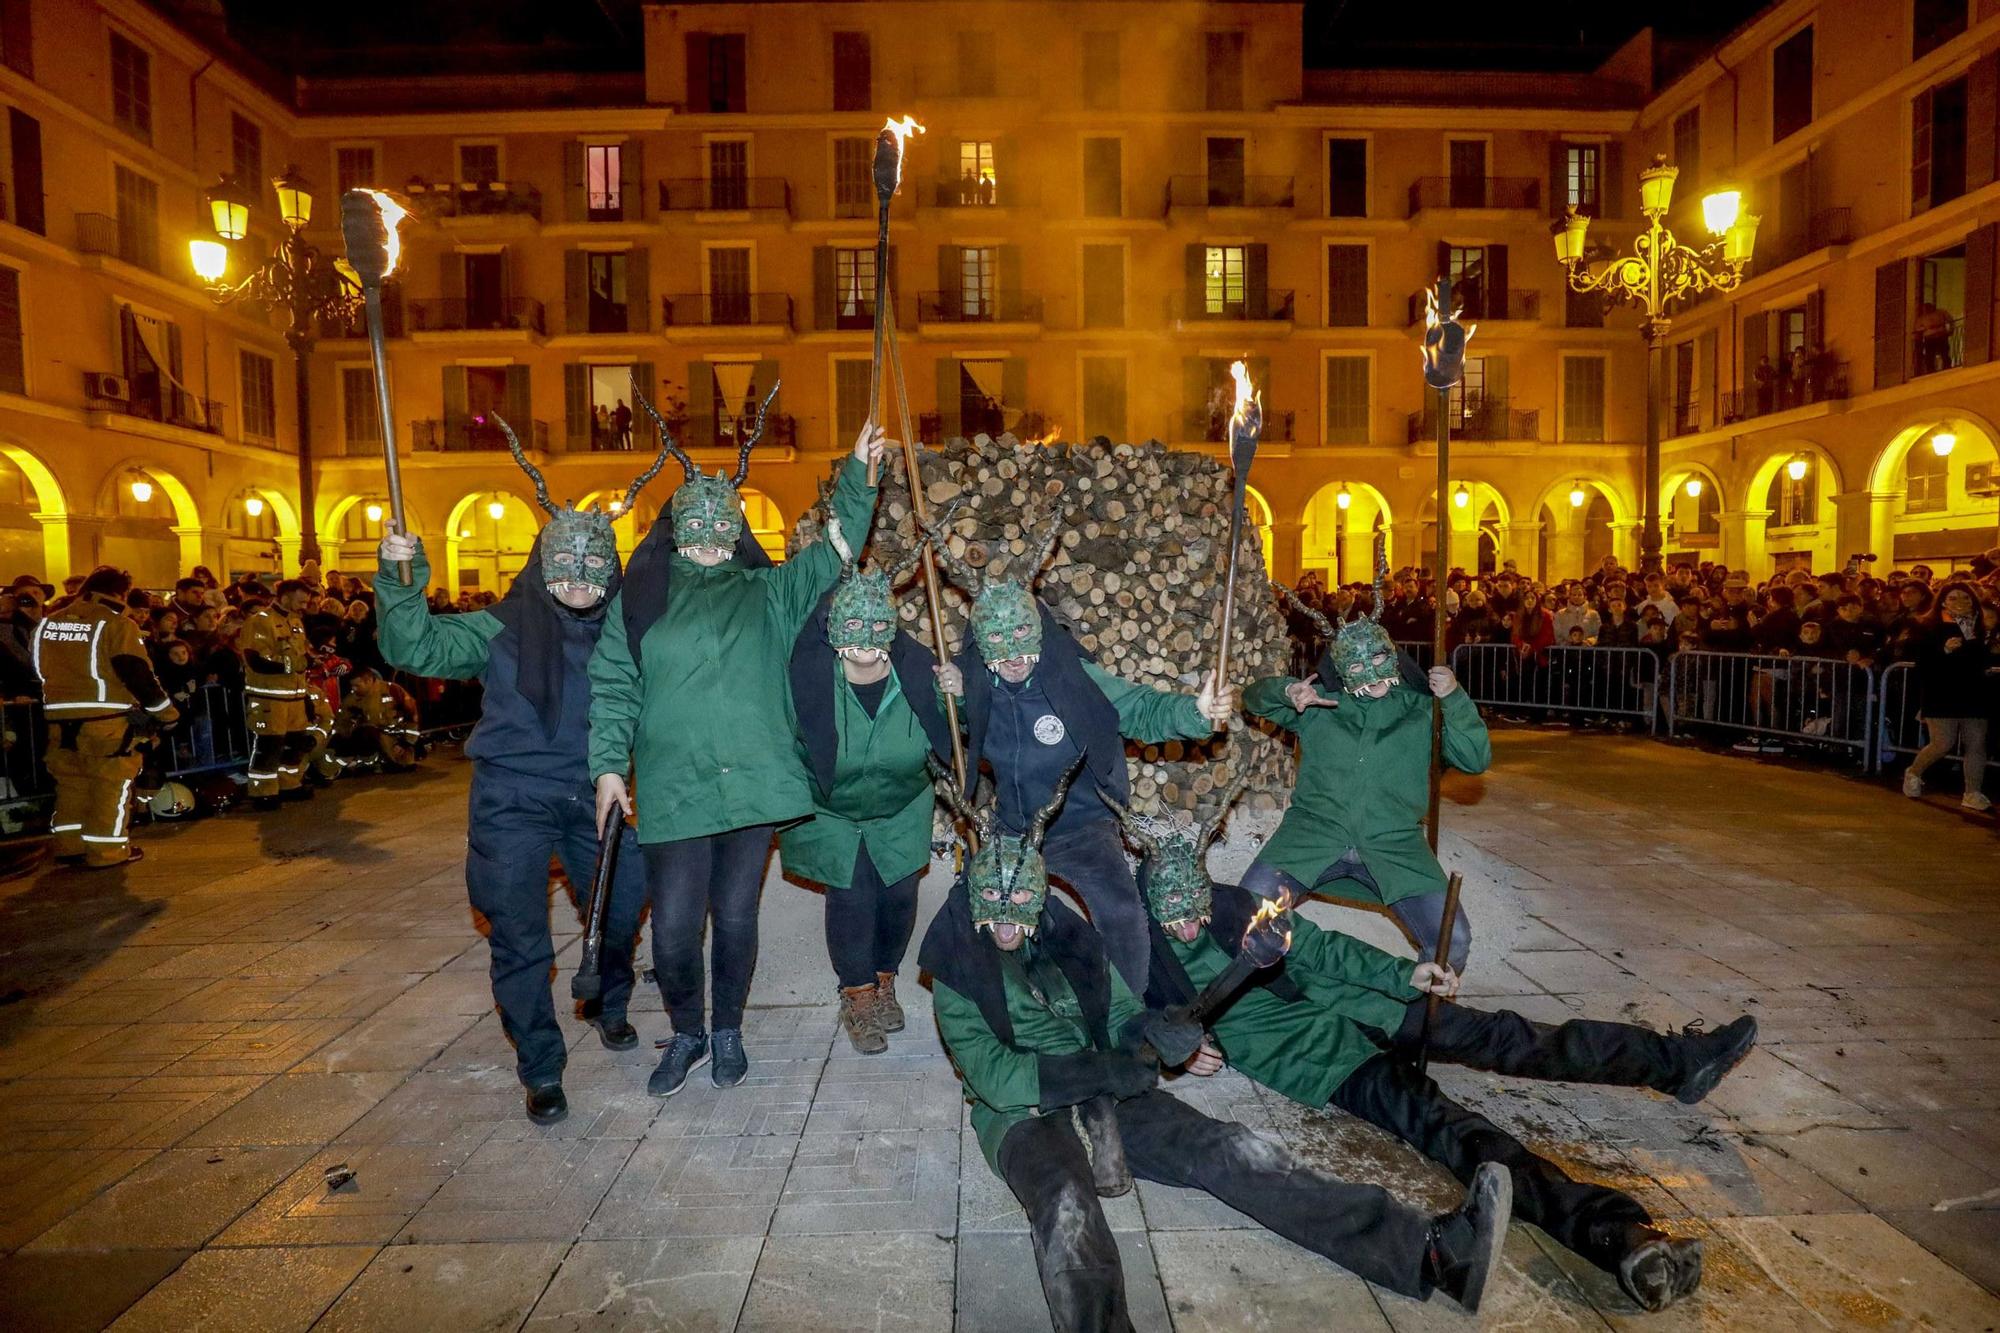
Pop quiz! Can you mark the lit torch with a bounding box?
[1418,278,1472,853]
[340,188,413,583]
[1182,893,1293,1030]
[868,116,924,485]
[1210,360,1261,715]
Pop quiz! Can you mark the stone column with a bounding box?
[30,511,96,583]
[1609,519,1641,571]
[1831,489,1897,567]
[1718,508,1773,576]
[1269,519,1304,584]
[1382,519,1424,575]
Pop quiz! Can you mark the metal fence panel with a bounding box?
[1449,643,1659,732]
[1664,650,1876,765]
[0,700,52,832]
[1876,661,2000,782]
[160,684,253,779]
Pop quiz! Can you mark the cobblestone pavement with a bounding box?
[1,730,1996,1330]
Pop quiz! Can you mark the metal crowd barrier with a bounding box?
[1448,642,1661,732]
[159,683,253,779]
[1664,650,1877,767]
[1393,640,1438,673]
[0,699,53,833]
[1876,661,2000,782]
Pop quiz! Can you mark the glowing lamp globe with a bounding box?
[189,239,228,283]
[1335,486,1352,511]
[365,503,384,523]
[1569,484,1586,508]
[129,478,153,504]
[272,167,313,230]
[244,495,264,517]
[486,500,506,520]
[1452,484,1470,509]
[1553,210,1590,265]
[206,175,251,241]
[1700,189,1741,237]
[1723,214,1761,266]
[1931,431,1956,457]
[1639,160,1678,216]
[1684,477,1703,499]
[1786,457,1809,481]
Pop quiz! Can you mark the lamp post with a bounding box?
[190,166,362,567]
[1554,155,1759,576]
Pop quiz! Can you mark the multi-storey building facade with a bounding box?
[0,0,1994,594]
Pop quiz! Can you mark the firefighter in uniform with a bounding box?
[32,566,178,867]
[338,665,418,769]
[243,580,316,806]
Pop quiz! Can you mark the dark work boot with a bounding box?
[1672,1015,1757,1105]
[1422,1162,1511,1313]
[874,972,905,1033]
[594,1015,639,1051]
[1076,1095,1133,1198]
[1611,1224,1704,1312]
[524,1082,568,1124]
[648,1031,709,1097]
[711,1028,748,1087]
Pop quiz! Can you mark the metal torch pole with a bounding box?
[363,284,410,585]
[1427,278,1452,854]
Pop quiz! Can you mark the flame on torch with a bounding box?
[361,189,410,277]
[878,116,925,194]
[1242,894,1293,965]
[1420,287,1476,377]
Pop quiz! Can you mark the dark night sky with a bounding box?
[208,0,1772,79]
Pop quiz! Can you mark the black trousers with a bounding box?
[466,772,646,1087]
[999,1090,1431,1332]
[1041,818,1152,994]
[1242,851,1471,972]
[824,844,921,990]
[1330,999,1680,1273]
[642,823,775,1034]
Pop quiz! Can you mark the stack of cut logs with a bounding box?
[794,432,1295,818]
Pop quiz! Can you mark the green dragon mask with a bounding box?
[918,502,1065,668]
[931,754,1081,938]
[494,411,670,603]
[633,380,781,561]
[1279,535,1402,695]
[1103,768,1252,929]
[829,566,897,658]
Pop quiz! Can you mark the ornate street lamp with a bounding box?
[1554,155,1759,575]
[189,167,363,565]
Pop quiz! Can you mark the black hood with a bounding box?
[486,529,621,741]
[919,877,1111,1049]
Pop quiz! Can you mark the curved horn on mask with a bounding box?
[491,413,557,517]
[926,752,989,847]
[1095,787,1160,855]
[731,382,781,487]
[1369,531,1389,625]
[1197,765,1254,849]
[916,499,984,595]
[618,441,675,516]
[630,381,697,483]
[1275,583,1335,639]
[1025,756,1084,851]
[1017,503,1067,584]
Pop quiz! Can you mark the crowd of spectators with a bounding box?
[1280,548,1998,807]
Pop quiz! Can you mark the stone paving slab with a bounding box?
[1,735,1998,1329]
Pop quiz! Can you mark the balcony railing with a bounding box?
[1911,317,1964,380]
[1716,356,1852,426]
[1186,407,1296,444]
[405,180,544,221]
[1164,175,1296,211]
[931,176,1040,209]
[1760,207,1854,270]
[1406,401,1539,443]
[1406,176,1540,214]
[918,290,1044,324]
[75,211,157,271]
[658,177,793,214]
[407,298,545,335]
[684,411,799,451]
[660,291,795,329]
[412,416,551,453]
[1168,289,1296,323]
[1406,288,1539,324]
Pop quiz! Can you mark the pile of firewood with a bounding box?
[793,432,1294,819]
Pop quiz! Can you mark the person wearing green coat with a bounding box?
[783,561,953,1053]
[1246,585,1491,969]
[1129,829,1755,1314]
[590,403,885,1096]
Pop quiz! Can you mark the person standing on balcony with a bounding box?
[1902,583,1992,813]
[375,426,663,1125]
[590,401,885,1098]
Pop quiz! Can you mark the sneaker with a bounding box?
[839,985,888,1055]
[874,972,906,1033]
[711,1028,748,1087]
[647,1031,709,1097]
[1615,1224,1705,1312]
[1759,740,1786,754]
[1672,1015,1758,1105]
[1903,769,1924,798]
[1731,739,1764,754]
[1963,792,1993,813]
[1422,1162,1511,1313]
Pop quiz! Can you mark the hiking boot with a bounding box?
[840,985,888,1055]
[524,1082,568,1124]
[1422,1162,1511,1313]
[1672,1015,1757,1105]
[1614,1224,1705,1311]
[875,972,905,1033]
[647,1031,709,1097]
[711,1028,748,1087]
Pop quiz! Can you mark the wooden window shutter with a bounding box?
[1962,222,1997,366]
[1873,261,1908,390]
[564,251,587,334]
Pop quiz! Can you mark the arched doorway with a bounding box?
[0,443,69,581]
[1531,477,1629,581]
[1299,482,1391,586]
[1869,417,1999,574]
[1746,446,1840,577]
[1661,465,1723,569]
[220,488,286,579]
[1422,482,1507,577]
[444,491,539,597]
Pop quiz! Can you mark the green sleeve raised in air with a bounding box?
[1081,660,1211,743]
[934,980,1041,1118]
[771,454,879,633]
[373,547,502,681]
[1242,675,1309,732]
[586,587,643,781]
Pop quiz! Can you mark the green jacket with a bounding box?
[1163,914,1418,1107]
[935,955,1146,1175]
[778,664,936,889]
[587,455,879,843]
[373,548,503,678]
[1080,662,1213,741]
[1243,678,1489,904]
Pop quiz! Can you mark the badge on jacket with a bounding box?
[1033,714,1066,745]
